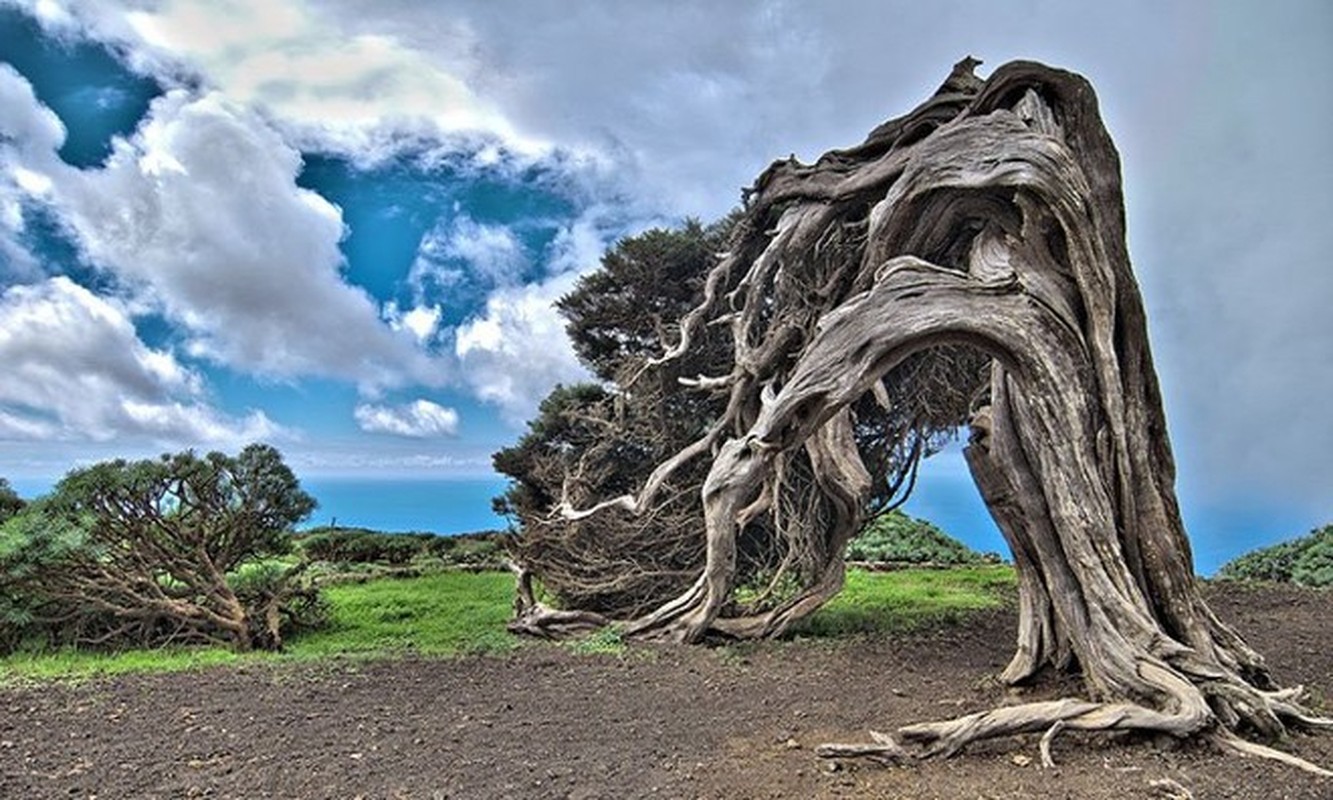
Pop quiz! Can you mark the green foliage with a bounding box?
[792,565,1014,638]
[295,527,506,569]
[493,219,749,613]
[492,383,620,521]
[557,217,736,383]
[845,509,993,566]
[300,528,420,564]
[1218,524,1333,587]
[492,218,736,523]
[229,560,330,641]
[51,443,316,573]
[442,536,505,566]
[562,626,627,656]
[0,444,319,653]
[0,477,24,523]
[1292,533,1333,587]
[0,501,89,653]
[733,568,804,611]
[0,643,246,684]
[259,571,521,659]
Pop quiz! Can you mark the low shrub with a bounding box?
[846,509,993,566]
[1217,524,1332,587]
[1292,533,1333,587]
[295,527,507,570]
[229,562,330,647]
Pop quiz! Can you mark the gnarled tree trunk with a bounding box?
[516,59,1331,771]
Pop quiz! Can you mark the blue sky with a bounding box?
[1,1,1330,567]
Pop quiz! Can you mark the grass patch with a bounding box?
[0,566,1016,684]
[0,571,521,685]
[287,571,519,659]
[0,646,245,684]
[791,565,1014,638]
[562,626,627,656]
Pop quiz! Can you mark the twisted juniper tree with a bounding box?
[509,59,1331,770]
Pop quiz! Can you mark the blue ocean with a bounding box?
[9,471,1320,576]
[300,477,513,535]
[896,468,1320,576]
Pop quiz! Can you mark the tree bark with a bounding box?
[535,58,1331,770]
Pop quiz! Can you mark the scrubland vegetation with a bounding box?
[0,446,1323,688]
[1217,524,1332,587]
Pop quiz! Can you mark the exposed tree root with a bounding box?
[1210,732,1333,778]
[818,668,1333,775]
[1038,719,1065,768]
[507,567,611,639]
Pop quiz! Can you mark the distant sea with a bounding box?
[898,467,1320,577]
[8,472,1321,577]
[300,477,512,535]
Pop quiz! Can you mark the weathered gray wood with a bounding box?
[528,58,1331,770]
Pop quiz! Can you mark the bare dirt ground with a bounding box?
[2,582,1329,799]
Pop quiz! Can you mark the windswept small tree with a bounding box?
[0,444,316,652]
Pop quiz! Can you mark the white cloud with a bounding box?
[25,0,541,161]
[0,407,57,440]
[305,0,840,219]
[0,63,66,154]
[0,63,66,278]
[0,276,277,444]
[410,215,525,292]
[453,272,589,423]
[447,206,621,423]
[354,399,459,437]
[0,73,448,392]
[545,208,618,276]
[284,447,491,475]
[400,305,442,343]
[383,300,443,345]
[337,0,1333,509]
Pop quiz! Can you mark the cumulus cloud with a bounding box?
[0,67,448,392]
[446,205,625,423]
[321,0,1333,508]
[382,300,443,346]
[354,398,460,438]
[0,62,66,278]
[544,208,620,276]
[0,63,66,153]
[304,0,846,218]
[22,0,539,160]
[454,272,589,423]
[0,276,277,444]
[410,214,526,292]
[284,447,491,475]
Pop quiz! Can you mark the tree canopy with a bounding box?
[496,212,977,621]
[495,219,738,617]
[0,444,317,652]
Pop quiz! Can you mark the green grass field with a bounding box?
[0,566,1014,684]
[793,564,1013,638]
